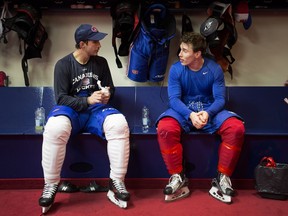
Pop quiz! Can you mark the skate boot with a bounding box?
[39,183,58,214]
[209,173,234,204]
[107,178,130,209]
[164,173,190,202]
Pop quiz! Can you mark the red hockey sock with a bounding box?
[157,117,183,175]
[217,117,245,176]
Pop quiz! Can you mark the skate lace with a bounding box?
[42,183,58,198]
[168,174,183,190]
[219,174,232,191]
[112,179,128,194]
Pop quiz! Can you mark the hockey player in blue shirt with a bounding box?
[156,32,245,203]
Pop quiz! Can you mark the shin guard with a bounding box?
[218,142,241,176]
[157,117,183,175]
[104,114,130,180]
[42,116,72,184]
[217,117,245,176]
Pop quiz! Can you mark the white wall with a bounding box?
[0,10,287,87]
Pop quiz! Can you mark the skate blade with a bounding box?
[41,205,52,214]
[107,190,128,209]
[209,186,231,204]
[165,186,190,202]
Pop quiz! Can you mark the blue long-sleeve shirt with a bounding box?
[168,58,226,120]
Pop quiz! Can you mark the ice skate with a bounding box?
[39,183,58,214]
[107,178,130,209]
[209,173,234,204]
[164,173,190,202]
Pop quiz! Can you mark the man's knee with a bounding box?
[103,114,130,140]
[219,117,245,141]
[44,116,72,139]
[157,117,181,139]
[227,118,245,141]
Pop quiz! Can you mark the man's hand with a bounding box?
[190,111,209,129]
[198,111,209,124]
[101,87,111,104]
[87,87,111,105]
[87,90,104,105]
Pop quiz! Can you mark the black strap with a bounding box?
[177,14,193,55]
[21,56,29,86]
[112,28,123,68]
[223,46,235,64]
[19,40,30,86]
[182,14,193,34]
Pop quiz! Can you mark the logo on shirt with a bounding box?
[82,77,90,86]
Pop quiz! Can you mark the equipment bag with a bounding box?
[110,0,139,68]
[200,1,237,78]
[3,3,48,86]
[0,0,13,44]
[255,157,288,200]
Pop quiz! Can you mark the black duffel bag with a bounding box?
[255,157,288,200]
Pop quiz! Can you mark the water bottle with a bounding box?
[142,106,150,133]
[35,107,45,133]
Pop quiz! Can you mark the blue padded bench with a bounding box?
[0,86,287,185]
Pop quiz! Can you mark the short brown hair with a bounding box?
[180,32,207,54]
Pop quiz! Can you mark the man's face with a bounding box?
[178,42,197,66]
[84,40,101,56]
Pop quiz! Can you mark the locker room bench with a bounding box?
[0,86,287,189]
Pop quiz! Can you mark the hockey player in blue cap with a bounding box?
[38,24,131,213]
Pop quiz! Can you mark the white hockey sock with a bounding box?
[103,114,130,181]
[42,116,72,184]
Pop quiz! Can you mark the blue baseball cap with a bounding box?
[74,24,107,43]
